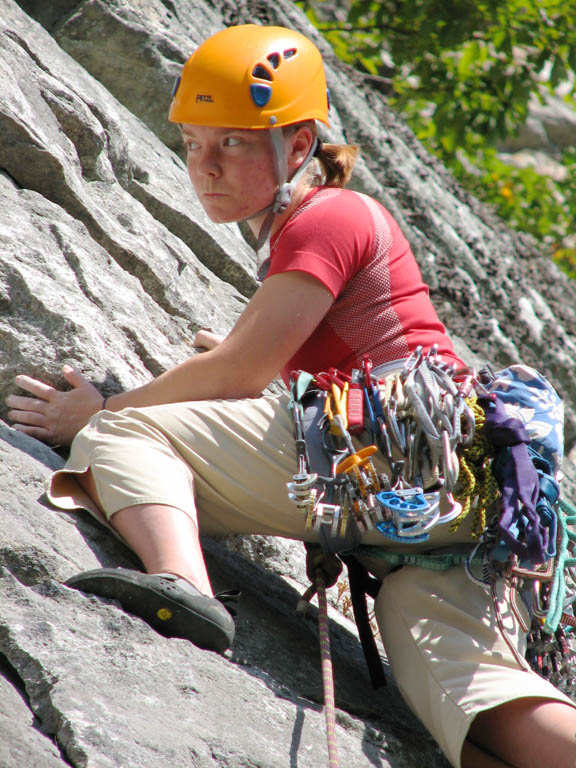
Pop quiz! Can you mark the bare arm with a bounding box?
[108,271,332,406]
[6,271,333,444]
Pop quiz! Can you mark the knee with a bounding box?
[467,697,576,768]
[87,406,160,442]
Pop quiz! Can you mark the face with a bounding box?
[181,124,278,224]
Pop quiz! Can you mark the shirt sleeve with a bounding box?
[265,189,371,298]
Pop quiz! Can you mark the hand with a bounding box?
[5,365,104,446]
[193,329,224,351]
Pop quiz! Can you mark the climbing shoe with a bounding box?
[66,568,235,653]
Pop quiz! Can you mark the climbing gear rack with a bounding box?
[289,351,576,768]
[287,346,480,550]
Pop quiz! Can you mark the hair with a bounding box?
[314,142,359,188]
[283,121,359,189]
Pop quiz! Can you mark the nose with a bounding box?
[194,145,221,178]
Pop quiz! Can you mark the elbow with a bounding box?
[234,380,267,400]
[221,371,273,400]
[209,350,277,399]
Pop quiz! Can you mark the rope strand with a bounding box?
[316,572,340,768]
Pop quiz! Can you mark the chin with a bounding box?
[208,213,239,224]
[203,205,262,226]
[199,205,234,224]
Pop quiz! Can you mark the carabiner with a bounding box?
[400,345,424,383]
[385,396,406,455]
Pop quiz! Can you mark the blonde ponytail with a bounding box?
[314,142,359,188]
[284,121,360,189]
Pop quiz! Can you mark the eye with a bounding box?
[184,139,199,152]
[222,136,242,147]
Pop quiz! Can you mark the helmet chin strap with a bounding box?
[250,126,319,280]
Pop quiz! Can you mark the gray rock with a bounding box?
[1,0,575,766]
[499,95,576,154]
[0,0,258,408]
[0,426,443,768]
[0,654,68,768]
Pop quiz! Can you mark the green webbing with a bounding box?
[357,546,480,571]
[544,498,576,633]
[360,501,576,623]
[288,371,315,409]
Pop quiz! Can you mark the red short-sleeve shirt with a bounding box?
[266,187,462,384]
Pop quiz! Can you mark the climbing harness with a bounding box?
[289,351,576,765]
[290,347,484,762]
[287,346,479,551]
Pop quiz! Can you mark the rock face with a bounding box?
[498,95,576,181]
[1,1,575,766]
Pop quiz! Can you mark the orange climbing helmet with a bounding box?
[169,24,330,129]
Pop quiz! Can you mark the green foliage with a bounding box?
[449,146,576,245]
[296,0,576,276]
[298,0,575,144]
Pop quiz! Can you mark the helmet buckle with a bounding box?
[274,183,293,214]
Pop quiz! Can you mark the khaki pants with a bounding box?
[49,393,574,767]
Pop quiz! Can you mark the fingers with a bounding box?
[7,377,54,434]
[7,410,46,429]
[6,367,103,446]
[61,364,89,388]
[12,367,88,400]
[5,394,47,413]
[6,381,51,432]
[7,408,46,426]
[11,422,53,442]
[13,375,56,400]
[194,330,224,350]
[6,390,49,427]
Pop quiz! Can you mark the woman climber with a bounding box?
[6,23,576,768]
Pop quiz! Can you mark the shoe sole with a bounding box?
[66,569,234,653]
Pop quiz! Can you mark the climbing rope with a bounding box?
[547,498,576,633]
[451,396,499,538]
[316,571,339,768]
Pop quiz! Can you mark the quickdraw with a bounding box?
[288,346,480,548]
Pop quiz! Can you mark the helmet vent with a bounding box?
[252,64,273,81]
[267,53,281,69]
[283,48,297,59]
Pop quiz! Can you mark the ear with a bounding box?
[286,124,316,171]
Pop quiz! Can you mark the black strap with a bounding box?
[341,555,387,689]
[299,389,332,476]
